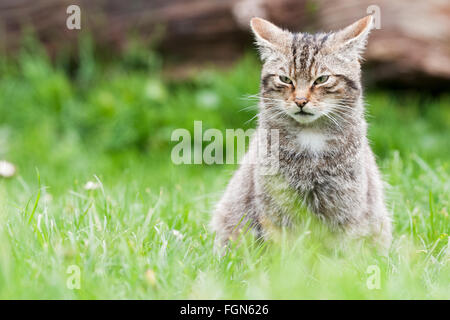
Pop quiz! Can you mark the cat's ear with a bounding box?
[333,15,373,57]
[250,17,290,60]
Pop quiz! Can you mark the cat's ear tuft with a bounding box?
[250,17,289,60]
[334,15,373,57]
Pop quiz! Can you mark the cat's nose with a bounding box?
[295,97,309,108]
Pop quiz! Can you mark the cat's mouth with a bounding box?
[295,110,314,116]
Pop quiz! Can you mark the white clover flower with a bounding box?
[172,229,184,240]
[84,181,100,190]
[0,160,16,178]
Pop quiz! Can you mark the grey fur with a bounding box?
[211,16,392,253]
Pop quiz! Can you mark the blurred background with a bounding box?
[0,0,449,300]
[2,0,449,85]
[0,0,448,179]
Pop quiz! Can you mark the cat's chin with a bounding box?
[289,113,321,124]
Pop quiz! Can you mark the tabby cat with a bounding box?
[211,15,392,253]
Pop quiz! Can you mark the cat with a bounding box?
[211,15,392,253]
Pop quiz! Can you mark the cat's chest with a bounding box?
[294,129,330,155]
[270,137,348,207]
[261,129,356,212]
[278,130,338,185]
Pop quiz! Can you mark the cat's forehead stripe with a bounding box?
[291,33,298,73]
[291,32,331,78]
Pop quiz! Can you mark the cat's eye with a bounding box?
[314,75,329,85]
[279,76,293,84]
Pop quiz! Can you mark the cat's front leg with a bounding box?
[211,161,260,251]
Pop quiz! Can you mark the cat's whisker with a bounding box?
[323,113,339,127]
[329,104,355,115]
[242,93,262,99]
[323,106,355,129]
[327,111,354,128]
[330,103,354,111]
[329,108,350,117]
[242,94,285,103]
[261,99,286,105]
[262,108,289,122]
[323,113,346,133]
[245,113,260,124]
[239,104,259,112]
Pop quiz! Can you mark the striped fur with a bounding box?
[211,16,392,254]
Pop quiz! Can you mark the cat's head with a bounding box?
[250,16,373,125]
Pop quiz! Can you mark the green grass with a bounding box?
[0,47,448,299]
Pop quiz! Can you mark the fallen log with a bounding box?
[0,0,448,87]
